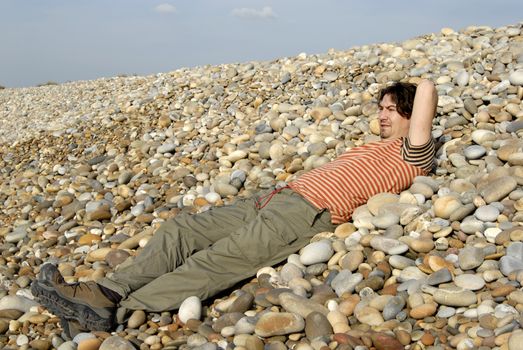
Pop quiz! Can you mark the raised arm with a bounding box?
[408,80,438,146]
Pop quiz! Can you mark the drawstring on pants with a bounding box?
[255,186,289,210]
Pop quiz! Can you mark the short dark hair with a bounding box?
[378,82,417,119]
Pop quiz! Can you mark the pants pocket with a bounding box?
[230,210,298,266]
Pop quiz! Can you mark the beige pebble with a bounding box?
[78,338,102,350]
[127,310,146,328]
[434,195,462,219]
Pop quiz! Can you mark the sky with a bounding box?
[1,1,522,88]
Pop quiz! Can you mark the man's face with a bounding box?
[378,94,411,139]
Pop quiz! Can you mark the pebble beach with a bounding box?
[2,21,523,350]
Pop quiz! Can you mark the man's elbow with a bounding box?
[417,79,436,94]
[418,80,438,108]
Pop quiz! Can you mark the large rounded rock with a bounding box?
[474,205,500,222]
[480,176,517,203]
[255,312,305,337]
[127,310,146,328]
[509,70,523,86]
[354,306,384,326]
[371,332,405,350]
[299,240,334,265]
[509,330,523,350]
[0,296,38,312]
[305,311,333,340]
[434,195,462,219]
[500,242,523,276]
[367,193,399,215]
[464,145,486,160]
[430,286,477,307]
[100,336,136,350]
[370,236,409,255]
[178,296,202,324]
[213,182,238,197]
[278,292,328,318]
[331,270,363,296]
[459,247,485,270]
[382,296,406,320]
[454,274,485,291]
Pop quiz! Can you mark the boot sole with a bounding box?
[31,280,114,331]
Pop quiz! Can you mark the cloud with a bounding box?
[154,3,176,14]
[231,6,276,20]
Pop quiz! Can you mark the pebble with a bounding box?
[5,225,28,243]
[509,330,523,350]
[464,145,486,160]
[410,303,437,319]
[98,336,136,350]
[454,274,486,290]
[475,204,500,222]
[425,285,477,307]
[157,142,176,154]
[279,292,329,318]
[1,21,523,350]
[509,70,523,86]
[178,296,202,324]
[437,305,456,318]
[305,311,333,340]
[459,247,486,270]
[254,312,305,337]
[0,295,38,312]
[127,310,146,328]
[480,176,517,203]
[77,338,102,350]
[299,240,334,265]
[370,236,409,255]
[354,305,384,326]
[427,267,453,285]
[331,270,363,296]
[57,342,77,350]
[434,195,462,219]
[382,296,406,320]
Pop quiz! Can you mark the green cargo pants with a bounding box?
[99,188,336,313]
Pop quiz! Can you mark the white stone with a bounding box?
[454,274,485,291]
[157,142,176,154]
[0,295,38,312]
[204,191,221,203]
[471,129,496,144]
[178,296,202,324]
[509,70,523,86]
[398,266,428,282]
[370,236,409,255]
[491,80,510,94]
[331,270,363,296]
[484,227,502,243]
[456,70,469,87]
[464,145,486,160]
[213,182,238,196]
[299,240,334,265]
[474,205,500,222]
[227,150,248,162]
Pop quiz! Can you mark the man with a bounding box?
[32,79,438,337]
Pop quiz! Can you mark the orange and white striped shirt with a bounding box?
[288,137,434,224]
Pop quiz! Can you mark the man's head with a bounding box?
[377,82,417,139]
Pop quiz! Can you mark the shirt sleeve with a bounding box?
[401,137,436,172]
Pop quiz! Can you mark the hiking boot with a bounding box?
[60,317,87,341]
[31,263,116,331]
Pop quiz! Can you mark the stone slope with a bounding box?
[1,23,523,349]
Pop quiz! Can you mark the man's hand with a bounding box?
[408,80,438,146]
